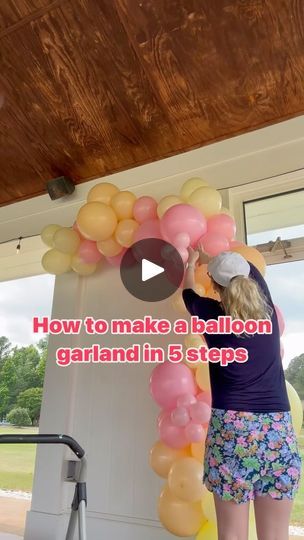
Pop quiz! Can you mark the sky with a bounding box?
[0,254,303,369]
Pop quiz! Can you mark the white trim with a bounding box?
[228,169,304,243]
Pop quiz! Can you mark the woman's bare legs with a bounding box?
[214,493,250,540]
[254,495,293,540]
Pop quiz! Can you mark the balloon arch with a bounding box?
[41,178,303,539]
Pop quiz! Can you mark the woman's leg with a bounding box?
[214,493,250,540]
[253,495,293,540]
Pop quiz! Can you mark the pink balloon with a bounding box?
[134,219,162,242]
[177,393,197,408]
[150,362,196,410]
[171,407,190,427]
[105,249,126,267]
[173,232,191,249]
[160,204,207,247]
[177,247,189,264]
[274,305,285,336]
[207,214,236,241]
[159,413,189,449]
[280,340,284,360]
[185,422,205,443]
[78,240,103,264]
[200,232,229,256]
[133,196,157,223]
[158,409,173,426]
[197,391,212,407]
[189,402,211,424]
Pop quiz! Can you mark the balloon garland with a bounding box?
[40,178,303,539]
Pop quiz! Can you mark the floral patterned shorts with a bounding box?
[203,408,302,504]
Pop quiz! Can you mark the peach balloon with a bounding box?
[97,236,123,257]
[191,440,206,462]
[87,182,119,204]
[157,195,182,219]
[195,264,211,290]
[111,191,136,220]
[168,457,205,502]
[115,219,139,247]
[133,196,157,223]
[230,244,266,276]
[205,286,221,301]
[158,484,205,537]
[150,441,190,478]
[77,202,117,241]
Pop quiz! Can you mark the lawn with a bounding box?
[0,426,38,492]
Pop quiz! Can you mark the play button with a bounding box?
[120,239,185,302]
[142,259,164,281]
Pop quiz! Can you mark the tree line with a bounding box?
[0,336,47,426]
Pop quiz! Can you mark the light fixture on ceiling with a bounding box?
[46,176,75,200]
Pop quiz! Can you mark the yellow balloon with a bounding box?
[114,218,139,247]
[41,224,62,247]
[87,182,119,204]
[97,236,122,257]
[168,457,205,503]
[158,484,205,537]
[196,364,211,391]
[111,191,136,220]
[191,440,206,462]
[42,249,71,275]
[77,202,117,241]
[286,380,303,436]
[180,177,209,201]
[53,228,80,255]
[196,520,217,540]
[194,283,206,296]
[71,255,98,276]
[230,244,266,276]
[157,195,182,219]
[188,187,222,218]
[150,441,190,478]
[171,293,187,314]
[201,491,216,523]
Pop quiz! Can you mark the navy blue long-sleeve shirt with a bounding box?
[182,263,290,412]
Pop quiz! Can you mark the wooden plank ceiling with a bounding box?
[0,0,304,206]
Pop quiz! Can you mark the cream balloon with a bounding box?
[157,195,182,219]
[77,202,117,241]
[97,236,122,257]
[168,457,205,502]
[158,484,205,537]
[180,177,209,201]
[196,364,211,391]
[286,380,303,436]
[111,191,136,220]
[150,441,190,478]
[41,224,62,247]
[115,218,139,247]
[42,249,71,275]
[53,228,80,254]
[188,187,222,218]
[171,293,187,314]
[201,491,216,523]
[87,182,119,204]
[71,255,98,276]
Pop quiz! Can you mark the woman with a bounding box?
[182,247,302,540]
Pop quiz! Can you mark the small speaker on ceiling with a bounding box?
[46,176,75,200]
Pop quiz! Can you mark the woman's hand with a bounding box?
[197,243,211,265]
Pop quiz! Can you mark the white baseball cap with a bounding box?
[207,252,250,287]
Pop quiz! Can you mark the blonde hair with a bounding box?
[213,276,273,322]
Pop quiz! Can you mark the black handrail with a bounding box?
[0,434,85,459]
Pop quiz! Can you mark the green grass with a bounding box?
[290,426,304,526]
[0,425,38,492]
